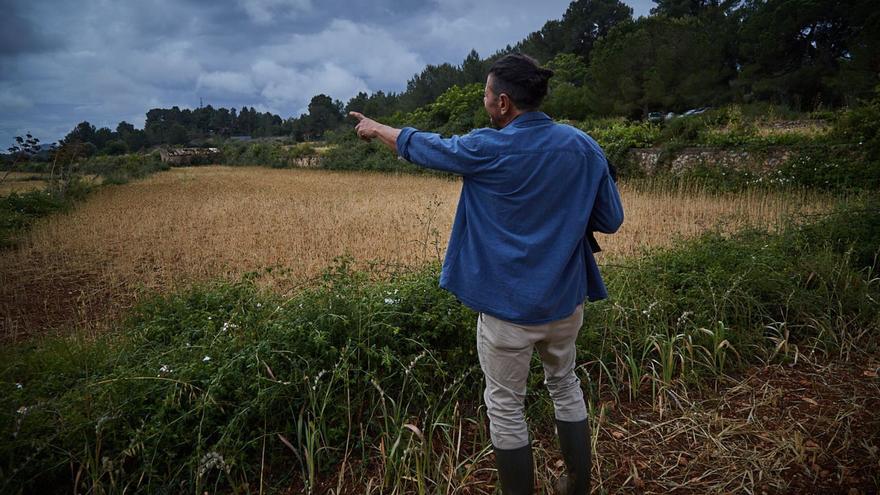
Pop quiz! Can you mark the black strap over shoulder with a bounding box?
[587,159,618,254]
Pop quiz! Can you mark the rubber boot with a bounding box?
[554,419,591,495]
[493,443,534,495]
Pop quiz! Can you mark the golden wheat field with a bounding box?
[1,166,832,339]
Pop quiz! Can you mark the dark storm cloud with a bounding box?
[0,5,61,56]
[1,0,651,146]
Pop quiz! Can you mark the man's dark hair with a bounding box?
[488,53,554,111]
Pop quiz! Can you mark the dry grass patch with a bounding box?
[595,180,830,260]
[1,166,831,339]
[582,358,880,494]
[0,180,47,195]
[0,172,50,195]
[0,173,102,195]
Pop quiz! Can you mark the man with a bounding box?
[350,53,624,495]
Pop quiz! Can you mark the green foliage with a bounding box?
[80,152,168,184]
[220,142,317,168]
[832,93,880,161]
[543,54,591,120]
[511,0,633,62]
[736,0,878,108]
[576,118,660,174]
[3,204,877,492]
[773,147,880,191]
[581,202,880,382]
[402,83,488,136]
[657,105,830,147]
[0,259,480,492]
[762,91,880,191]
[345,90,401,119]
[144,106,286,146]
[293,94,345,141]
[588,16,734,118]
[320,133,422,173]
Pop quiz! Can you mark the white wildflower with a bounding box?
[256,303,262,308]
[198,451,230,476]
[405,351,427,375]
[370,378,386,398]
[311,370,327,391]
[95,415,111,433]
[15,383,23,390]
[677,311,694,326]
[203,356,211,362]
[159,364,172,374]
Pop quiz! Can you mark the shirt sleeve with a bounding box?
[588,172,624,234]
[396,127,496,177]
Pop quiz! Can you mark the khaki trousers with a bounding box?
[477,304,587,449]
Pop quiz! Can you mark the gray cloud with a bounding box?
[0,6,61,56]
[1,0,651,146]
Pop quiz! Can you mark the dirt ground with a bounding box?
[308,357,880,494]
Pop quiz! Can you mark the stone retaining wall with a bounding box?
[627,147,795,175]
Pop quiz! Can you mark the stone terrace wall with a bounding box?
[628,147,795,175]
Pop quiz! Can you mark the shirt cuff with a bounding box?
[396,127,418,162]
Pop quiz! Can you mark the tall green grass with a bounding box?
[1,203,878,493]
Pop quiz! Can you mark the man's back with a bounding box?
[396,112,624,324]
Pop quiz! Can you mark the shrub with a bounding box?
[80,152,168,184]
[321,135,418,172]
[773,146,880,190]
[219,141,318,168]
[832,95,880,161]
[576,119,660,176]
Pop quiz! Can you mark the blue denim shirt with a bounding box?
[396,112,624,324]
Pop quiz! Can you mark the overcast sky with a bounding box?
[1,0,654,146]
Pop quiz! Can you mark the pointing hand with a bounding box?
[349,111,378,142]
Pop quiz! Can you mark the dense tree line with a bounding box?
[58,0,879,154]
[62,94,345,155]
[508,0,878,118]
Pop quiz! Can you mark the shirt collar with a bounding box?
[507,111,552,128]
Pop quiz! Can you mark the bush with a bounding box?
[832,95,880,161]
[773,146,880,190]
[320,134,425,173]
[576,119,660,176]
[220,141,318,168]
[80,152,168,184]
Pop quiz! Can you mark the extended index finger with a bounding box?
[348,111,365,121]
